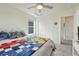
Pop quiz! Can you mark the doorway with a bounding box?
[60,16,74,45]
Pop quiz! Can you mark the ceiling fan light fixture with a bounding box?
[36,5,43,9]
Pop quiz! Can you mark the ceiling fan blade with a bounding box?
[43,5,53,9]
[27,5,37,9]
[37,3,43,5]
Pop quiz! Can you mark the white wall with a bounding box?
[4,4,75,44]
[0,4,75,44]
[36,6,74,44]
[0,4,31,34]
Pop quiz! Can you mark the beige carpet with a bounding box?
[52,44,72,56]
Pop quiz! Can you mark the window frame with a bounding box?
[28,18,36,34]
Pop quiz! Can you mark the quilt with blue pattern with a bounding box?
[0,37,48,56]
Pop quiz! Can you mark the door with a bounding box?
[65,16,74,40]
[61,16,74,44]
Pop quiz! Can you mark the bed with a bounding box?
[32,39,56,56]
[0,31,56,56]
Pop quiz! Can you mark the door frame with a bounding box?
[60,16,74,44]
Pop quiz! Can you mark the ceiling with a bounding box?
[9,3,78,8]
[8,3,79,16]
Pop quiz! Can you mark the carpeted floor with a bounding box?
[52,44,72,56]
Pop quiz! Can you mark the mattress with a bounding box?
[0,37,49,56]
[32,39,56,56]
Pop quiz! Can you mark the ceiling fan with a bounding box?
[27,3,53,12]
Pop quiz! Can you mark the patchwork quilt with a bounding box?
[0,37,48,56]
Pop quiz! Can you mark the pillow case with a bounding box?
[0,32,10,40]
[9,31,26,39]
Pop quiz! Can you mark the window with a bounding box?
[28,20,35,34]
